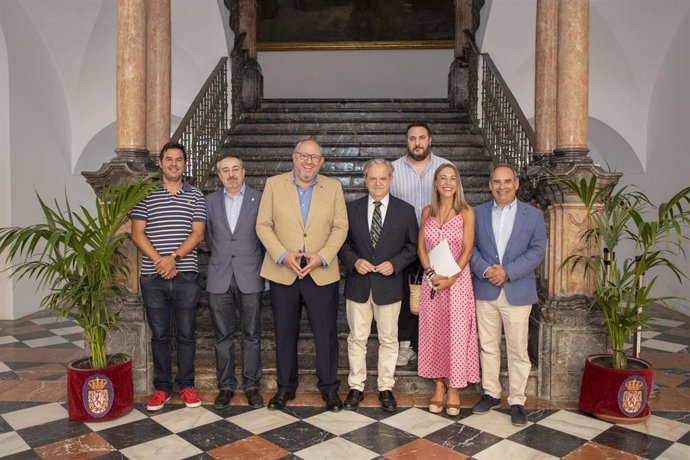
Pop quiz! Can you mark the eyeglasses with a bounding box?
[295,151,324,163]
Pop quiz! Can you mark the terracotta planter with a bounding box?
[579,353,653,424]
[66,356,134,422]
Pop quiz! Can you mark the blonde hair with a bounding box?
[429,163,469,217]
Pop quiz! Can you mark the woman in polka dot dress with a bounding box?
[417,163,480,416]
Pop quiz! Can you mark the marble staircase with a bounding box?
[191,98,537,397]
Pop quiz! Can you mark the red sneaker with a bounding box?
[146,390,171,411]
[181,387,202,408]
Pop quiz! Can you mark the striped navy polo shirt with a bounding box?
[131,181,207,275]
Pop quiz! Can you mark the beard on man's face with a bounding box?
[407,144,430,161]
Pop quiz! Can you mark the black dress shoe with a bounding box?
[267,390,295,410]
[343,389,364,411]
[322,391,343,412]
[378,390,397,412]
[213,390,234,409]
[245,388,264,408]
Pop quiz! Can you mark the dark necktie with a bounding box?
[371,201,382,248]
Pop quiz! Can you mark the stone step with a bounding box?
[232,121,477,134]
[239,111,471,122]
[190,288,534,395]
[219,145,489,158]
[259,98,452,110]
[226,132,484,145]
[194,365,538,396]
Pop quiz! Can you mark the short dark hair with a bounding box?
[490,163,518,181]
[159,141,187,162]
[406,122,432,137]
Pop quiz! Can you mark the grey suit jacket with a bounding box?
[338,195,418,305]
[205,186,265,294]
[470,200,546,305]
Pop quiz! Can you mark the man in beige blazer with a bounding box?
[256,138,348,412]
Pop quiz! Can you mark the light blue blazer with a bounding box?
[470,200,546,306]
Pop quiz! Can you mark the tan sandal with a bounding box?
[429,379,447,413]
[446,389,461,416]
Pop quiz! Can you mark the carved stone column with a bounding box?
[146,0,171,158]
[228,0,263,122]
[534,0,558,156]
[448,1,473,108]
[453,0,472,59]
[529,0,623,400]
[116,0,148,160]
[555,0,589,159]
[239,0,257,60]
[83,0,160,396]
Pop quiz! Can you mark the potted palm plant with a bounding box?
[558,174,690,423]
[0,176,157,422]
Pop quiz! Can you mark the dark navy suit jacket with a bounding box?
[338,195,418,305]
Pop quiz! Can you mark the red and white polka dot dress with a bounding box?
[418,214,481,388]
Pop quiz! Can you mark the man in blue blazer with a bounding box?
[470,164,546,426]
[338,159,418,412]
[205,154,265,409]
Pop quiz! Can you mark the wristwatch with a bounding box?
[171,252,181,262]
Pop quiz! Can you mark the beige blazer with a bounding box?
[256,172,348,286]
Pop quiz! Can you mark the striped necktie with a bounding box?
[371,201,382,248]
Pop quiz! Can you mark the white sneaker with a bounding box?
[396,347,417,366]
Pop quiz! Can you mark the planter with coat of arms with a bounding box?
[67,354,134,422]
[579,354,653,423]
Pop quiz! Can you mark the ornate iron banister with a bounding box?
[464,30,535,175]
[171,57,229,188]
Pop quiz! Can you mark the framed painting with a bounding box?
[257,0,455,51]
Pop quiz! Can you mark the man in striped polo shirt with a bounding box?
[390,123,451,367]
[131,142,207,411]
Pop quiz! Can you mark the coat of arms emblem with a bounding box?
[82,374,114,418]
[617,376,647,417]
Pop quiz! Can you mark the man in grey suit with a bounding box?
[205,154,265,409]
[338,159,418,412]
[470,164,546,426]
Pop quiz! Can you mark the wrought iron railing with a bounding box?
[171,57,229,188]
[464,30,535,175]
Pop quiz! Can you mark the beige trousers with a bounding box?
[346,294,401,391]
[476,289,532,406]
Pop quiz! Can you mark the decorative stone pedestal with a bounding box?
[526,152,622,400]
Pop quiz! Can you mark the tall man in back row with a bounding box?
[470,164,546,426]
[256,138,349,412]
[205,154,264,409]
[390,123,450,366]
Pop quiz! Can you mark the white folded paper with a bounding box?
[428,239,461,277]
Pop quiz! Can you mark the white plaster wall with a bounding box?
[259,49,454,98]
[0,1,95,319]
[0,0,230,319]
[0,23,12,318]
[642,11,690,309]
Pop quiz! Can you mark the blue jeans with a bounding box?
[141,271,201,395]
[207,277,262,391]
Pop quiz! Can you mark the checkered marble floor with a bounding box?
[1,305,690,459]
[1,401,690,459]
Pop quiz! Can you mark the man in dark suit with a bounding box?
[338,159,418,412]
[205,154,265,409]
[256,138,349,412]
[470,164,546,426]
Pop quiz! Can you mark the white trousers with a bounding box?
[476,289,532,406]
[346,293,401,391]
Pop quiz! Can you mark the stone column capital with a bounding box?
[526,157,622,208]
